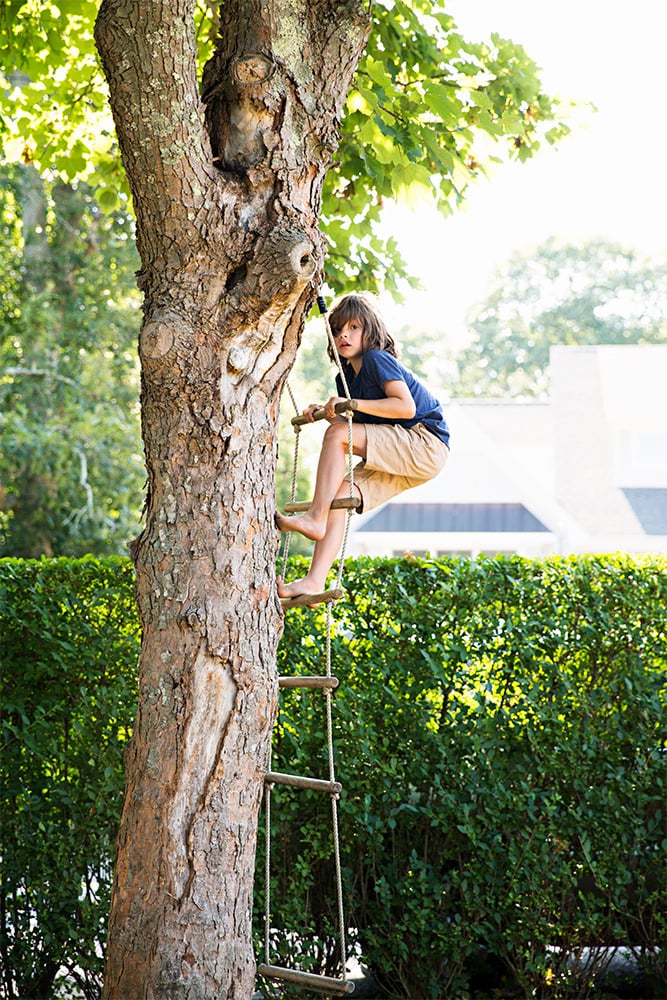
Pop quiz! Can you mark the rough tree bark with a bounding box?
[94,1,370,997]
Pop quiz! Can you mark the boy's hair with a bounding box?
[327,293,398,364]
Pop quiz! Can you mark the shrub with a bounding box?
[1,554,665,999]
[0,557,139,1000]
[264,554,667,999]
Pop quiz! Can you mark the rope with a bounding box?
[320,294,354,981]
[286,380,300,417]
[265,290,354,986]
[324,603,348,978]
[280,297,357,585]
[318,300,357,585]
[279,394,300,579]
[264,769,272,966]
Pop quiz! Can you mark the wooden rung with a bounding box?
[280,588,343,609]
[258,963,355,995]
[291,398,358,426]
[279,675,339,689]
[265,771,342,796]
[284,497,360,513]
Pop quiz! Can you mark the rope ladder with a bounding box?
[259,294,356,996]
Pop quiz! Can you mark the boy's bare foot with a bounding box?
[277,575,326,599]
[275,510,327,541]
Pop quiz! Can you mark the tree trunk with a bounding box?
[94,1,369,996]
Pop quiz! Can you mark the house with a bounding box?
[348,345,667,558]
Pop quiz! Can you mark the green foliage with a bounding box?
[322,2,572,295]
[0,556,140,1000]
[0,0,120,200]
[455,239,667,398]
[0,167,145,557]
[3,554,664,998]
[0,1,572,296]
[264,554,667,998]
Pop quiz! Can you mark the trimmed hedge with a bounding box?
[0,557,140,1000]
[266,554,667,998]
[1,555,665,999]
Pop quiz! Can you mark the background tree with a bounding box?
[455,238,667,398]
[0,166,144,556]
[1,2,569,996]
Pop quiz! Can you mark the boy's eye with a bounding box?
[333,320,362,337]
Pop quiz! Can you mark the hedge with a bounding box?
[1,555,665,999]
[267,554,667,998]
[0,557,139,1000]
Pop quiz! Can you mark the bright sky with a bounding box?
[379,0,667,348]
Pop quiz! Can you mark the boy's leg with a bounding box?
[347,423,449,511]
[277,479,362,598]
[276,421,366,598]
[275,420,367,541]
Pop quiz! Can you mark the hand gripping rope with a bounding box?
[258,293,355,996]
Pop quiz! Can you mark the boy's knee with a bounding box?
[324,421,348,445]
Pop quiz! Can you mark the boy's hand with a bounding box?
[302,403,322,422]
[323,396,348,421]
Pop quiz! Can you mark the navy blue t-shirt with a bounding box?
[335,349,450,447]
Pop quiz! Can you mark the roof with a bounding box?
[622,489,667,534]
[359,502,550,534]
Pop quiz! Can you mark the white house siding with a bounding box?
[351,530,556,560]
[347,345,667,559]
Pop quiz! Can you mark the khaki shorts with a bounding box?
[345,422,449,513]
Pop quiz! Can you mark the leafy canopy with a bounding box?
[0,167,144,557]
[325,0,572,293]
[0,0,572,293]
[0,1,575,555]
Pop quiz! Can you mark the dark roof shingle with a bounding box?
[359,503,549,533]
[622,488,667,535]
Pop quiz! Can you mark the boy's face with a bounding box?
[333,317,364,368]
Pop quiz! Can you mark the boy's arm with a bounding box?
[316,378,416,423]
[353,379,416,420]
